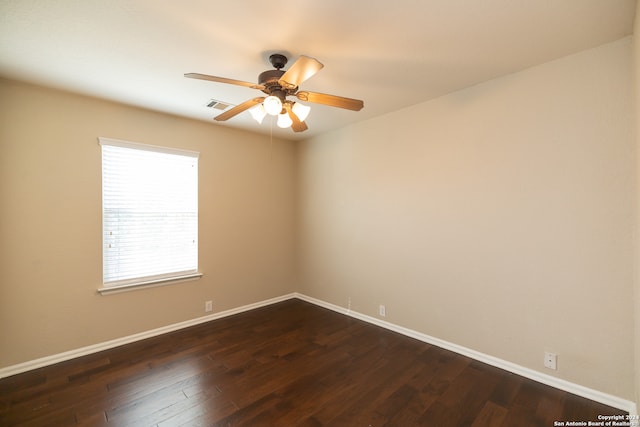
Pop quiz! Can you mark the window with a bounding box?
[99,137,200,294]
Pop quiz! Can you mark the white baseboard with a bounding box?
[0,293,296,380]
[1,291,636,415]
[293,293,638,415]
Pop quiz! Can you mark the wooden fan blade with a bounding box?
[278,56,324,90]
[286,104,308,132]
[214,97,265,121]
[296,91,364,111]
[184,73,264,90]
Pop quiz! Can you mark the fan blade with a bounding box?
[278,56,324,90]
[214,97,264,121]
[296,91,364,111]
[184,73,264,90]
[286,104,308,132]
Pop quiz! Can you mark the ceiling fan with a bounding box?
[185,54,364,132]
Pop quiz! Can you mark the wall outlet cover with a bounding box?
[544,352,557,370]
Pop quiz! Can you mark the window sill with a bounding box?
[97,272,203,295]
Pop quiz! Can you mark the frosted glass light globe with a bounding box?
[263,96,282,116]
[277,112,293,128]
[291,102,311,122]
[249,104,267,124]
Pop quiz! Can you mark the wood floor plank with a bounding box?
[535,387,566,425]
[0,299,627,426]
[470,401,509,427]
[156,390,237,427]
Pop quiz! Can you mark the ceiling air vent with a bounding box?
[206,99,232,110]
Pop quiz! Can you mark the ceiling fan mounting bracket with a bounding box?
[268,53,288,70]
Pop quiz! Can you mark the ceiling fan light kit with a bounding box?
[185,53,364,132]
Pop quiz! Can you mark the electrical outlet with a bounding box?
[205,300,213,312]
[544,352,557,370]
[379,304,386,317]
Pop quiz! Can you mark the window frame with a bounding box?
[97,137,202,295]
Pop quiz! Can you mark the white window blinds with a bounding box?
[100,137,199,287]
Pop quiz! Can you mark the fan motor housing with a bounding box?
[258,69,284,86]
[258,69,296,99]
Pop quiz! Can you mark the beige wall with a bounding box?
[0,79,297,368]
[297,38,635,399]
[634,0,640,412]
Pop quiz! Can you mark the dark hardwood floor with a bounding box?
[0,299,627,426]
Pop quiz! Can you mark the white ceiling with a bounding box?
[0,0,636,141]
